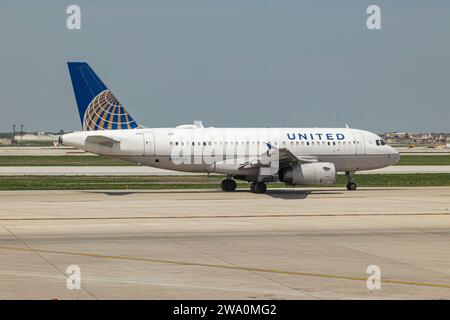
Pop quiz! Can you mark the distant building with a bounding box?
[19,133,58,141]
[0,138,11,145]
[383,131,450,146]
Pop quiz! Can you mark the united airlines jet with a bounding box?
[61,62,400,194]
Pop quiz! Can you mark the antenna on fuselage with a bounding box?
[345,123,350,128]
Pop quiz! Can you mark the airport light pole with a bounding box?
[20,124,24,145]
[12,124,16,144]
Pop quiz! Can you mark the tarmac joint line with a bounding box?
[0,245,449,290]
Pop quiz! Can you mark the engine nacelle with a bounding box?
[279,162,336,185]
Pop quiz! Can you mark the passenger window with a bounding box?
[175,142,178,146]
[306,142,310,146]
[333,142,336,146]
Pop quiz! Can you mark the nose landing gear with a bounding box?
[345,171,358,191]
[346,182,357,191]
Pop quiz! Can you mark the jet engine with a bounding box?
[279,162,336,185]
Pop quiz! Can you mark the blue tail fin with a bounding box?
[67,62,140,131]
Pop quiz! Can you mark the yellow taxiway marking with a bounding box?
[0,245,449,290]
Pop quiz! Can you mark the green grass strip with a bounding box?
[0,174,448,190]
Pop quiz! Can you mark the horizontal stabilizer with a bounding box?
[85,135,120,148]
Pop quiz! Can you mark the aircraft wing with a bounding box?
[278,147,317,166]
[85,135,121,148]
[238,145,317,169]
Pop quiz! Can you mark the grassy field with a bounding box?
[0,174,449,190]
[0,154,449,166]
[396,155,450,165]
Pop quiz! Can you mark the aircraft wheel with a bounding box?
[221,179,237,192]
[253,182,267,194]
[346,182,357,191]
[250,182,256,193]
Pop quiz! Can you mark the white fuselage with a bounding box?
[61,127,400,179]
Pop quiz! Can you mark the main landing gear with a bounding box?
[345,171,357,191]
[220,177,268,194]
[250,182,267,194]
[220,178,237,192]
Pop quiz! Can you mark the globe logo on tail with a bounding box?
[83,89,140,131]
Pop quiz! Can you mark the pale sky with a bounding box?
[1,1,449,133]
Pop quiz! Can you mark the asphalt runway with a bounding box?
[0,187,449,299]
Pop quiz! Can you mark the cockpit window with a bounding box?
[380,140,386,146]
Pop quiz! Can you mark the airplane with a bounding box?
[61,62,400,194]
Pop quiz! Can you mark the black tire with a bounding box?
[346,182,357,191]
[253,182,267,194]
[221,179,237,192]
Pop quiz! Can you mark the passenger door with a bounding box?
[353,132,366,155]
[144,131,155,156]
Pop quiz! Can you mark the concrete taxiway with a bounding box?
[0,187,449,299]
[1,165,450,176]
